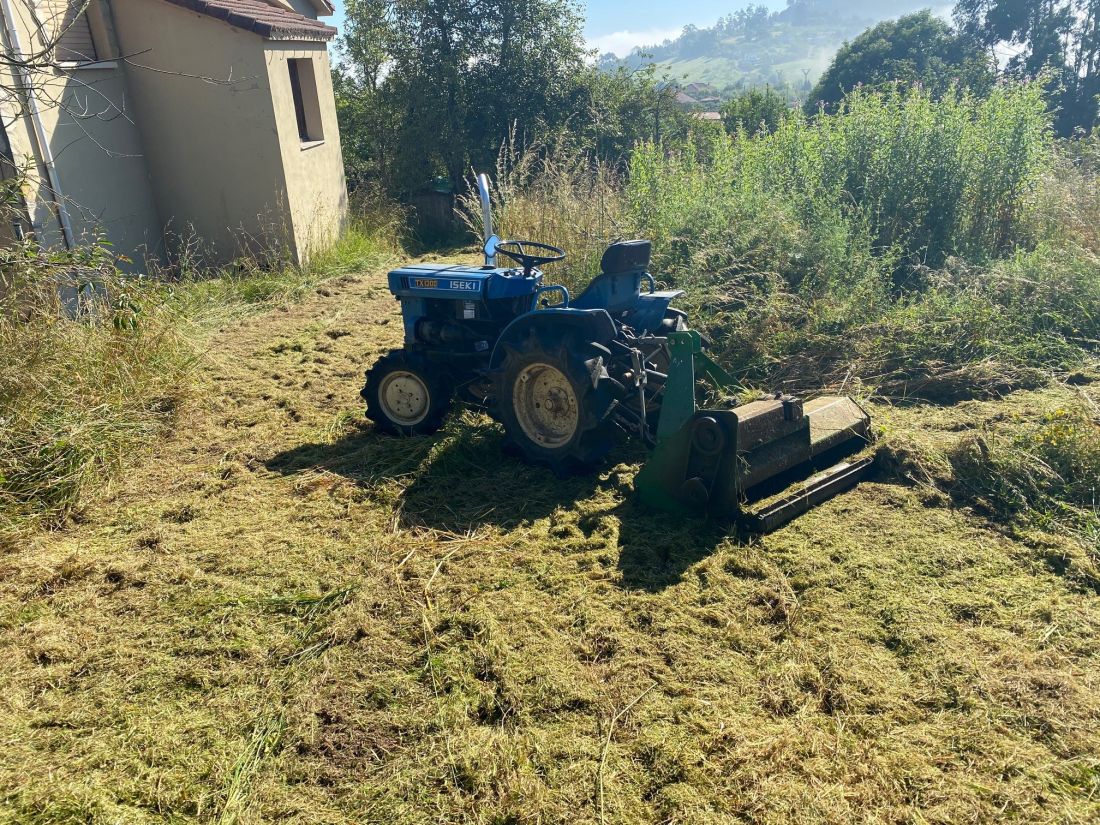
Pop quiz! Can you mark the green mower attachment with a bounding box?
[634,331,873,531]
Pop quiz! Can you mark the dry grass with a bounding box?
[0,220,398,548]
[458,147,627,297]
[2,257,1098,823]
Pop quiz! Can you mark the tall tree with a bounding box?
[338,0,590,193]
[954,0,1100,133]
[808,11,995,113]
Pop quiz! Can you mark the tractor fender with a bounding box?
[623,290,686,334]
[489,308,618,369]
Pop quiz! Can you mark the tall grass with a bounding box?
[458,139,625,296]
[0,204,400,545]
[0,269,193,542]
[472,82,1094,397]
[627,83,1053,295]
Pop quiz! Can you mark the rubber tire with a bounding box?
[362,349,452,436]
[494,332,619,475]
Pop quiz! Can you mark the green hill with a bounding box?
[599,0,933,95]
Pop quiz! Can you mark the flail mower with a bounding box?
[362,175,872,530]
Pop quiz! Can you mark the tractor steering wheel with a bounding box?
[495,240,566,275]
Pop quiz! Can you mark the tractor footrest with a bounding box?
[748,457,874,533]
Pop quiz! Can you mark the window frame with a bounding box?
[286,57,325,147]
[54,1,118,70]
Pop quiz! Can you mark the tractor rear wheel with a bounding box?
[362,350,452,436]
[495,333,619,475]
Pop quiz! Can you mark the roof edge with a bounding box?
[161,0,338,42]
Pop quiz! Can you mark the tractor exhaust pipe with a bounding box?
[476,173,496,266]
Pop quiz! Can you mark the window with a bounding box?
[45,0,115,66]
[56,12,96,63]
[287,58,324,144]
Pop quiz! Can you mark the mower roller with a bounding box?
[362,174,871,529]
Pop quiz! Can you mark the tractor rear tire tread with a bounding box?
[494,333,620,476]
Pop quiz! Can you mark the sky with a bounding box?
[324,0,790,59]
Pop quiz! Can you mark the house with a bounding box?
[0,0,347,268]
[674,92,699,107]
[684,82,716,97]
[693,111,723,122]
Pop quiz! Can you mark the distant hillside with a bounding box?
[599,0,934,96]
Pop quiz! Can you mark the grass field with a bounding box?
[1,252,1098,824]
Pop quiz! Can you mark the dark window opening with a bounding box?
[287,58,324,143]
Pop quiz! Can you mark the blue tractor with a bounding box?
[363,175,872,529]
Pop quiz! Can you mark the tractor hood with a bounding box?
[387,263,541,300]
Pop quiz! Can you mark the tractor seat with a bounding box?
[573,240,655,315]
[600,239,651,275]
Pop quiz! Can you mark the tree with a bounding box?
[807,11,994,113]
[954,0,1100,134]
[338,0,592,193]
[721,87,791,134]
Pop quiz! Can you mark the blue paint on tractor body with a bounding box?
[383,241,682,404]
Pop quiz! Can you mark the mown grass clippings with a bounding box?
[0,211,400,547]
[5,268,1098,823]
[3,84,1100,824]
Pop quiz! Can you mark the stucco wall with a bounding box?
[0,0,162,267]
[109,0,293,263]
[0,0,345,267]
[264,43,346,261]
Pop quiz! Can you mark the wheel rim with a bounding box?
[379,370,431,426]
[512,362,580,448]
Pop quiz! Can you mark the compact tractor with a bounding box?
[362,175,872,529]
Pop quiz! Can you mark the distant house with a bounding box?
[674,92,699,106]
[693,111,723,122]
[0,0,347,267]
[684,82,717,97]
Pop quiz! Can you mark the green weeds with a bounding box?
[484,82,1095,399]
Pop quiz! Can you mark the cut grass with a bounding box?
[0,222,399,546]
[1,261,1098,823]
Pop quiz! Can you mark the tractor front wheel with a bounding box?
[362,350,452,436]
[495,334,619,475]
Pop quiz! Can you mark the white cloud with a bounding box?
[587,27,682,58]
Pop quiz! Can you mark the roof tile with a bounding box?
[160,0,337,41]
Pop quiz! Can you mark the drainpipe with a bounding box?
[0,0,74,249]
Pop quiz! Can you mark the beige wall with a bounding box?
[0,0,346,267]
[108,0,346,265]
[264,43,346,262]
[0,0,162,267]
[109,0,292,263]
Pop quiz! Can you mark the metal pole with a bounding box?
[0,0,74,249]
